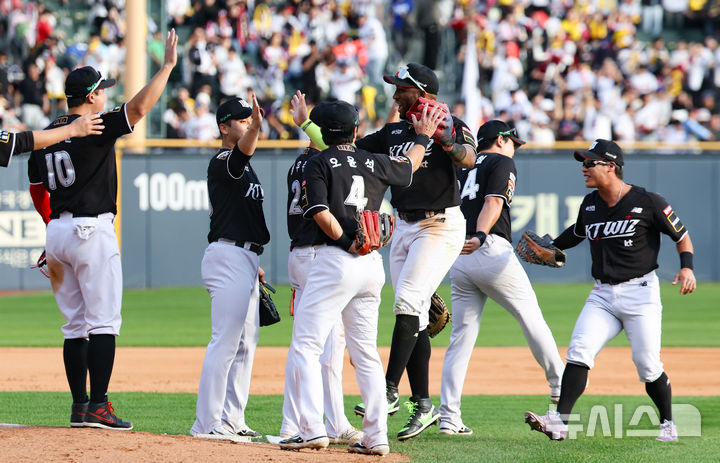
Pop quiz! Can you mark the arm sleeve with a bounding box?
[301,157,329,218]
[355,126,387,153]
[1,131,33,167]
[649,193,688,242]
[29,183,51,224]
[486,157,515,205]
[553,225,585,250]
[453,117,477,151]
[300,120,328,150]
[94,104,133,142]
[375,154,413,187]
[228,145,251,179]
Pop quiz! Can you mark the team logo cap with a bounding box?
[309,100,359,132]
[216,97,253,125]
[383,63,439,95]
[65,66,116,99]
[476,120,526,145]
[573,139,624,166]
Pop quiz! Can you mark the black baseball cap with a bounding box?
[309,100,359,132]
[65,66,116,99]
[476,120,526,145]
[573,139,624,166]
[383,63,439,95]
[216,97,253,125]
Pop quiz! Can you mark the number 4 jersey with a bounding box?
[28,104,133,218]
[301,144,413,241]
[457,152,516,242]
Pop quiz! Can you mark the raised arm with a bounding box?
[406,104,445,172]
[236,92,263,156]
[32,113,104,149]
[126,29,178,126]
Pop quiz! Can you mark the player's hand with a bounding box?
[672,267,696,295]
[258,266,266,285]
[410,102,444,138]
[70,112,104,137]
[163,28,178,69]
[461,237,482,255]
[249,92,263,128]
[290,90,308,127]
[386,101,400,124]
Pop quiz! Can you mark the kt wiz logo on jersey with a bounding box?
[585,219,640,240]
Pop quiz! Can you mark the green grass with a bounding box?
[1,283,719,347]
[0,392,717,462]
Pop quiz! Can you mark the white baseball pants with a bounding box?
[566,271,664,382]
[287,245,388,448]
[281,245,351,438]
[191,241,260,434]
[46,212,122,339]
[440,234,564,429]
[390,206,466,329]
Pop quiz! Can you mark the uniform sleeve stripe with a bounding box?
[302,204,328,218]
[122,104,134,133]
[226,152,244,179]
[675,230,688,243]
[6,134,16,167]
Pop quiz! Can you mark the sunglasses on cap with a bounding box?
[582,159,614,168]
[396,66,427,91]
[498,128,518,138]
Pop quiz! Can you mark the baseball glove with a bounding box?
[427,292,450,338]
[515,231,567,268]
[32,249,50,279]
[259,282,281,327]
[405,97,455,147]
[354,210,394,255]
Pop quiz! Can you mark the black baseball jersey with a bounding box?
[287,147,324,247]
[571,185,688,283]
[458,152,515,242]
[1,130,33,167]
[207,145,270,245]
[356,115,476,211]
[27,105,133,218]
[301,143,413,243]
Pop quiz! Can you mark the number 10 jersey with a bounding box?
[28,104,133,219]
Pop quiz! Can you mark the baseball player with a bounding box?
[27,30,178,430]
[299,63,477,441]
[439,121,565,435]
[524,139,696,442]
[278,92,362,445]
[190,94,267,440]
[2,114,103,168]
[279,100,445,454]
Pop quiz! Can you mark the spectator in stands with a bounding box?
[182,91,219,141]
[18,62,49,130]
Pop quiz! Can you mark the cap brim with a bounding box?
[573,150,597,161]
[509,135,526,145]
[98,78,116,90]
[383,74,416,89]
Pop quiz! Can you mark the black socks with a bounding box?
[557,363,590,421]
[63,338,89,404]
[646,372,672,422]
[385,314,419,388]
[406,329,431,398]
[88,334,116,403]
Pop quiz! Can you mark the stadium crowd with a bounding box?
[1,0,719,143]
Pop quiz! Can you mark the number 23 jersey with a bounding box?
[28,104,133,218]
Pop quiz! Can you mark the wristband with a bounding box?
[300,119,312,130]
[414,133,431,148]
[680,251,694,270]
[475,231,487,246]
[334,233,354,251]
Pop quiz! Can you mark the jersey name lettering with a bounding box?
[584,219,639,240]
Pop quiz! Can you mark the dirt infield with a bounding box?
[1,346,717,396]
[1,346,716,462]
